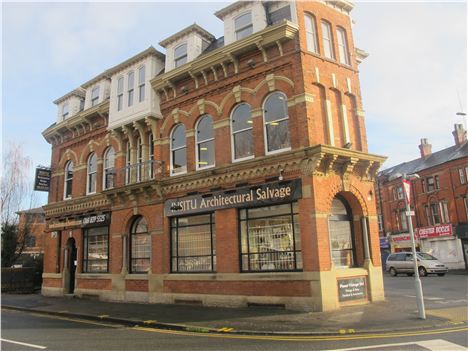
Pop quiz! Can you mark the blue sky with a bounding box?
[2,1,467,207]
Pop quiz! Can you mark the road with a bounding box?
[2,274,467,351]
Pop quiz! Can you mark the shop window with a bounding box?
[91,86,100,106]
[62,102,69,119]
[103,147,115,190]
[336,27,350,65]
[426,176,435,192]
[430,203,440,225]
[321,20,335,60]
[170,213,216,272]
[240,203,302,272]
[231,103,254,161]
[117,77,124,111]
[439,201,449,223]
[174,43,187,68]
[138,65,145,102]
[86,153,97,195]
[235,12,253,40]
[263,91,290,154]
[459,168,466,184]
[149,133,155,179]
[329,196,356,267]
[64,161,73,199]
[196,115,215,169]
[130,217,151,273]
[304,13,319,54]
[170,124,187,175]
[127,71,134,107]
[83,226,109,273]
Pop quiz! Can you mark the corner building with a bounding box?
[42,1,386,311]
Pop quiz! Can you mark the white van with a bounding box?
[386,252,448,277]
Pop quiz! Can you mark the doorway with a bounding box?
[65,238,77,294]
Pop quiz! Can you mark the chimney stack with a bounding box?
[419,138,432,158]
[452,123,467,146]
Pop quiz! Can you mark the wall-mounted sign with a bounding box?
[416,224,452,239]
[338,277,367,302]
[81,213,111,228]
[34,167,51,192]
[164,179,302,216]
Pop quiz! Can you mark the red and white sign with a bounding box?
[416,224,453,239]
[402,179,411,204]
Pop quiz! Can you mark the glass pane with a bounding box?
[174,43,187,59]
[232,104,252,131]
[88,173,96,193]
[264,92,288,122]
[235,12,252,30]
[332,198,348,215]
[198,140,214,167]
[248,203,291,219]
[332,249,353,267]
[197,115,214,141]
[117,77,123,93]
[172,147,187,173]
[234,130,253,159]
[175,56,187,67]
[139,66,145,83]
[171,124,186,148]
[104,148,115,168]
[177,214,211,227]
[88,154,97,172]
[266,119,290,151]
[236,25,253,40]
[128,71,134,88]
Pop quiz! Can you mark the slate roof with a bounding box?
[380,141,468,180]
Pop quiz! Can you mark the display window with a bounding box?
[83,226,109,273]
[239,202,302,272]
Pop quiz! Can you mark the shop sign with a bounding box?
[338,277,367,302]
[380,237,389,249]
[81,213,111,228]
[164,179,302,216]
[34,167,51,192]
[416,224,452,239]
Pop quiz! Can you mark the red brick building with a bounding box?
[17,207,46,257]
[41,1,386,311]
[376,124,468,269]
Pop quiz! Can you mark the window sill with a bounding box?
[196,164,215,171]
[232,155,255,163]
[265,147,291,156]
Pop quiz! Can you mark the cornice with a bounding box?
[151,21,299,94]
[159,24,215,48]
[43,193,110,219]
[53,88,86,105]
[214,1,254,19]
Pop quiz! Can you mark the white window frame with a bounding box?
[86,153,97,195]
[234,11,253,41]
[321,20,335,60]
[336,26,350,65]
[91,86,100,106]
[117,77,124,111]
[63,161,73,200]
[430,203,440,225]
[149,133,155,179]
[195,115,215,171]
[174,43,188,68]
[230,103,254,163]
[170,124,187,176]
[128,71,134,107]
[439,201,449,224]
[62,102,69,119]
[138,65,145,103]
[263,91,291,155]
[304,13,319,54]
[125,142,131,185]
[136,137,142,182]
[103,147,115,190]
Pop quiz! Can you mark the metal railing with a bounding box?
[104,160,165,189]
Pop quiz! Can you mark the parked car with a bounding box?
[386,252,448,277]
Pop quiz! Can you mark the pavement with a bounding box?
[2,272,468,336]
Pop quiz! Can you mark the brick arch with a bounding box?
[58,148,79,170]
[79,140,102,165]
[323,179,367,216]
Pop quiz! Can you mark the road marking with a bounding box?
[131,325,468,342]
[1,338,47,349]
[327,339,467,350]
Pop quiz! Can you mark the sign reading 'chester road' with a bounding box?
[164,179,302,216]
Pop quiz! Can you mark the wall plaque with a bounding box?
[338,277,367,302]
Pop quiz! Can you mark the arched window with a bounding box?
[321,20,335,60]
[263,92,290,154]
[235,12,253,40]
[336,27,350,65]
[130,216,151,273]
[329,196,356,267]
[86,153,97,194]
[136,137,142,182]
[231,103,253,161]
[64,161,73,199]
[103,147,115,190]
[170,124,187,175]
[304,13,319,54]
[196,115,215,169]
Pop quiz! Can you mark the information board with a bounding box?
[338,277,367,302]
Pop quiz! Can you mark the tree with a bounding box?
[1,143,36,267]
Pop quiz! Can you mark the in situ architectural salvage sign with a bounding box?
[164,179,302,216]
[338,277,367,302]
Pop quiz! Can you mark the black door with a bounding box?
[68,239,77,293]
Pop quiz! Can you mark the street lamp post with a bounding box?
[402,173,426,319]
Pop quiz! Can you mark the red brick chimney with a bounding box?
[452,123,467,146]
[419,138,432,158]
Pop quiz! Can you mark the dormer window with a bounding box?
[138,66,145,102]
[174,43,188,68]
[91,86,100,106]
[235,12,253,40]
[117,77,124,111]
[62,102,69,119]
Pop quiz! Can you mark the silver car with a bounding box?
[386,252,448,277]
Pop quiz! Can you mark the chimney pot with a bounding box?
[453,123,467,146]
[419,138,432,158]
